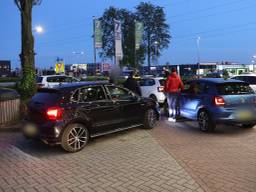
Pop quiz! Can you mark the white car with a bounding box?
[139,77,166,104]
[230,73,256,92]
[36,75,80,88]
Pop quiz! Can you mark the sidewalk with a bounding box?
[0,128,204,192]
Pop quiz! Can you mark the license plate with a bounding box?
[23,124,38,136]
[237,111,253,120]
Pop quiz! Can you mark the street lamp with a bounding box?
[196,36,201,75]
[154,41,159,66]
[34,25,44,34]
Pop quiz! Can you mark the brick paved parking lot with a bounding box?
[0,118,255,192]
[151,119,256,192]
[0,128,203,192]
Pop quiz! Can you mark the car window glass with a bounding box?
[139,79,155,86]
[36,77,43,83]
[70,89,80,102]
[107,86,133,100]
[183,82,192,93]
[217,83,254,95]
[245,76,256,85]
[78,86,106,102]
[47,76,64,83]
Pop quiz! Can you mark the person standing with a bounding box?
[123,71,142,96]
[164,68,184,121]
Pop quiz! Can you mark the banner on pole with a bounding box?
[135,22,143,50]
[94,19,103,48]
[114,19,123,60]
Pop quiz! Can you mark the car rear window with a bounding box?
[140,79,155,86]
[31,89,62,106]
[217,83,254,95]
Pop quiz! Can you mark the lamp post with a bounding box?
[33,25,44,75]
[154,41,159,66]
[196,36,201,75]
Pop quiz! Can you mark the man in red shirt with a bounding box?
[164,68,184,121]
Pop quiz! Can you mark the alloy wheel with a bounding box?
[148,109,157,128]
[198,111,209,131]
[67,126,88,151]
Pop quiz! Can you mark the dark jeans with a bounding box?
[167,93,180,118]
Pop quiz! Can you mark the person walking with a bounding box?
[164,68,184,122]
[123,71,142,96]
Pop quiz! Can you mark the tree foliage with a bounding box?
[14,0,42,99]
[100,7,145,69]
[136,2,171,68]
[100,3,170,69]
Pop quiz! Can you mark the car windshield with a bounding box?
[217,82,254,95]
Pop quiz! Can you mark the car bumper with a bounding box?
[157,93,166,104]
[22,120,65,145]
[210,107,256,125]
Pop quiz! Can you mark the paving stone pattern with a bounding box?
[0,129,203,192]
[151,120,256,192]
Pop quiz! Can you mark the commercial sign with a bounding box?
[94,19,103,48]
[55,62,65,74]
[135,22,143,50]
[114,19,123,60]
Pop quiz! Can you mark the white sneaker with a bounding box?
[168,117,176,122]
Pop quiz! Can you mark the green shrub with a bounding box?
[0,77,20,82]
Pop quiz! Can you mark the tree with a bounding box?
[14,0,42,98]
[100,7,145,69]
[136,2,171,70]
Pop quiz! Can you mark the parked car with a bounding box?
[139,77,166,105]
[36,75,80,88]
[230,73,256,92]
[22,82,159,152]
[165,78,256,132]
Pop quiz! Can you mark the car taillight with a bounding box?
[157,86,164,92]
[37,83,45,89]
[214,96,225,106]
[46,107,63,121]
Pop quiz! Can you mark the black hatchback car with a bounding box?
[23,82,159,152]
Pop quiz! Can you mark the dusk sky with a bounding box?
[1,0,256,69]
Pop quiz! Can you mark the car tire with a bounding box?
[61,123,89,153]
[143,109,157,129]
[198,110,215,132]
[242,124,255,129]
